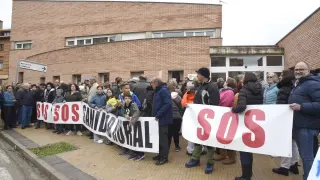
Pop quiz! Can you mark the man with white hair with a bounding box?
[16,83,35,129]
[151,77,172,166]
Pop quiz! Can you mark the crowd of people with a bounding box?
[0,61,319,180]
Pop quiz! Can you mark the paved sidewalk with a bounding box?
[11,128,301,180]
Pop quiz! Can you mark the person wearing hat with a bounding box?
[185,67,220,174]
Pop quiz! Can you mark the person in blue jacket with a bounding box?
[118,83,141,109]
[263,72,279,104]
[3,85,17,129]
[288,62,320,180]
[150,77,172,166]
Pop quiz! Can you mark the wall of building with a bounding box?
[0,37,10,83]
[22,37,211,83]
[9,1,222,83]
[277,8,320,69]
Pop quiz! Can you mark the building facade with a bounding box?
[277,7,320,70]
[210,46,284,81]
[0,20,10,85]
[9,0,222,84]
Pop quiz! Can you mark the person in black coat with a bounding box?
[44,82,55,130]
[140,85,154,117]
[65,83,83,135]
[16,83,36,129]
[132,75,149,109]
[232,72,263,180]
[35,83,46,129]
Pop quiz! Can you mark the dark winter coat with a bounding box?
[133,80,149,107]
[141,86,154,117]
[276,76,294,104]
[17,89,36,107]
[288,75,320,129]
[153,84,173,125]
[171,92,182,119]
[112,85,121,99]
[65,91,82,102]
[194,79,220,106]
[0,92,4,109]
[44,89,55,103]
[232,82,263,113]
[35,89,44,102]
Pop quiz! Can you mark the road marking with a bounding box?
[0,150,10,164]
[0,168,13,180]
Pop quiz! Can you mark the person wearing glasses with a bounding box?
[288,62,320,180]
[263,72,279,105]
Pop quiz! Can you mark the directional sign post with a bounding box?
[15,60,47,83]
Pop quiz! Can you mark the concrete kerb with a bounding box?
[0,131,70,180]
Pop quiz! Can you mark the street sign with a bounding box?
[19,60,47,72]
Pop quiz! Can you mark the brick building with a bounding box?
[0,20,10,85]
[277,7,320,70]
[9,0,222,84]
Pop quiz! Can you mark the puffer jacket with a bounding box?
[193,79,220,106]
[288,75,320,129]
[263,84,279,104]
[171,92,182,119]
[276,76,294,104]
[89,93,106,108]
[3,91,15,107]
[181,90,195,107]
[219,88,235,107]
[153,84,173,125]
[122,101,140,126]
[232,82,263,113]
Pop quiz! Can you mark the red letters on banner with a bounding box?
[197,109,266,148]
[51,103,80,122]
[37,104,40,119]
[44,104,49,121]
[197,109,214,141]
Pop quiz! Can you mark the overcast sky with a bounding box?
[0,0,319,45]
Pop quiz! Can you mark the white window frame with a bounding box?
[153,29,216,38]
[66,35,116,47]
[15,41,32,50]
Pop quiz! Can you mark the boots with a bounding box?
[289,162,299,174]
[235,164,252,180]
[214,149,226,161]
[222,151,236,165]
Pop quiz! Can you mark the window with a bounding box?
[15,41,32,50]
[195,32,205,36]
[93,37,108,44]
[229,56,263,67]
[163,32,184,38]
[211,73,226,82]
[72,74,81,85]
[153,33,162,38]
[67,41,75,46]
[206,31,215,38]
[109,36,116,42]
[211,57,226,67]
[131,71,144,79]
[0,44,3,51]
[267,56,283,66]
[40,77,46,83]
[53,76,60,82]
[18,72,24,83]
[0,60,3,69]
[77,39,85,46]
[99,73,110,83]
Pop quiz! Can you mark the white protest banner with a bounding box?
[308,149,320,180]
[182,104,293,157]
[36,102,159,153]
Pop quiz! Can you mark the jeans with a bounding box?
[240,152,253,165]
[280,139,299,169]
[192,144,215,164]
[21,106,33,128]
[293,128,319,180]
[159,125,169,158]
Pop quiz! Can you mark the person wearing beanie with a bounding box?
[185,67,220,174]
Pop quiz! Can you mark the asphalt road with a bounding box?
[0,139,48,180]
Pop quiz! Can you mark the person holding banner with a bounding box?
[89,85,106,143]
[52,87,66,134]
[151,77,172,166]
[185,67,220,174]
[272,69,300,176]
[288,62,320,180]
[121,92,145,161]
[44,82,56,130]
[65,83,83,136]
[232,72,263,180]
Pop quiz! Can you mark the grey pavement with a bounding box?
[0,138,48,180]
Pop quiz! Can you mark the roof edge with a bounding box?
[13,0,222,6]
[276,6,320,45]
